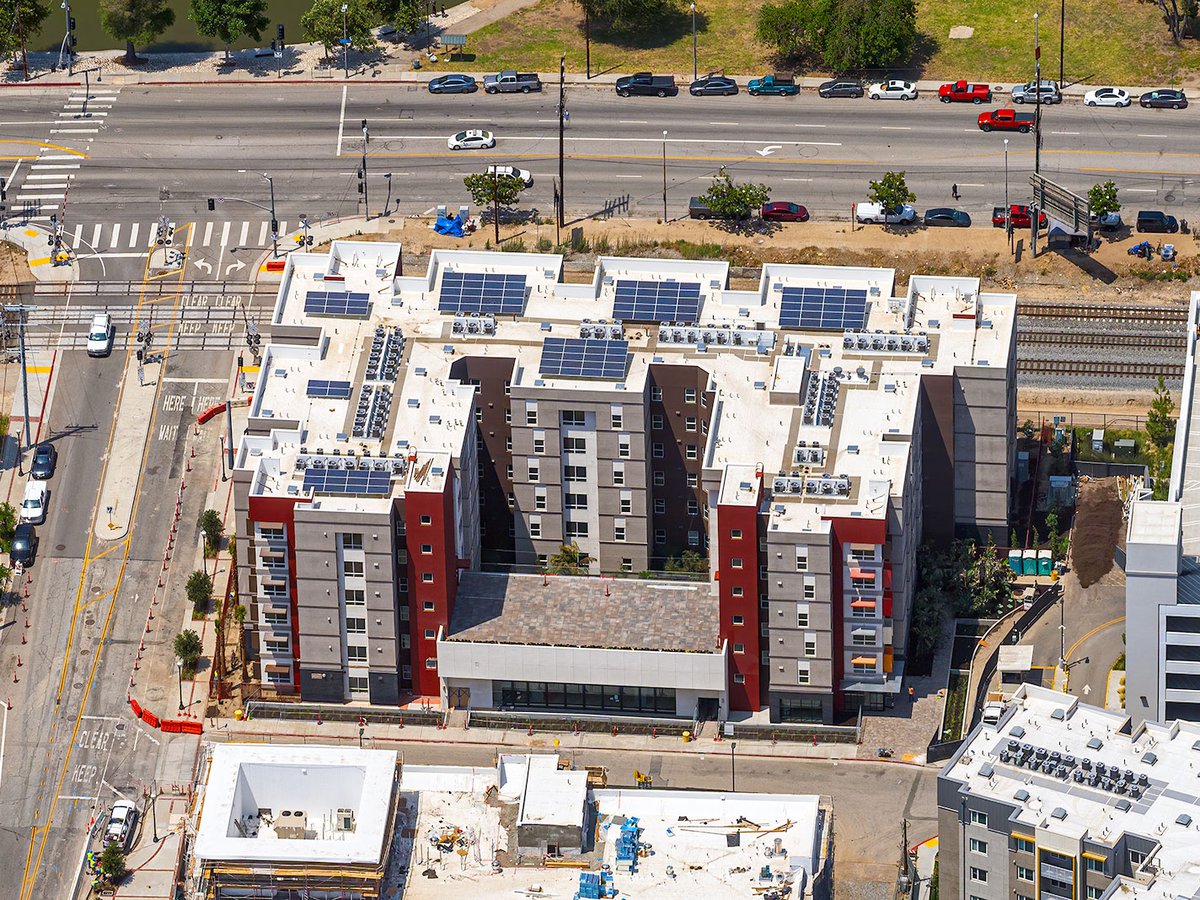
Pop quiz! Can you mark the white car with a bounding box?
[855,201,917,225]
[982,703,1006,726]
[20,481,47,524]
[1084,87,1131,108]
[106,800,138,850]
[485,164,533,187]
[868,80,917,101]
[86,313,113,357]
[447,129,496,151]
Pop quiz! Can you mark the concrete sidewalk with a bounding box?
[0,222,80,282]
[94,355,160,541]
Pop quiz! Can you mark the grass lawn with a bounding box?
[453,0,1200,85]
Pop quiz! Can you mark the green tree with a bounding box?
[1009,527,1019,550]
[755,0,825,59]
[908,587,945,664]
[301,0,378,60]
[188,0,269,61]
[100,0,176,64]
[200,508,225,557]
[463,172,528,245]
[0,0,51,73]
[371,0,423,32]
[0,501,17,552]
[664,550,707,573]
[173,629,203,674]
[98,841,127,886]
[548,542,592,575]
[578,0,678,31]
[868,170,915,215]
[821,0,917,71]
[1087,180,1121,218]
[1147,374,1176,448]
[186,570,213,616]
[699,168,771,223]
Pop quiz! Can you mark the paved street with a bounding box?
[5,82,1200,281]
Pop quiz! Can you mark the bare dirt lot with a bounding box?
[1071,478,1125,588]
[0,240,34,287]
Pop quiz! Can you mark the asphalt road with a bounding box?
[4,83,1200,281]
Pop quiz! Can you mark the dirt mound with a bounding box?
[1071,478,1124,588]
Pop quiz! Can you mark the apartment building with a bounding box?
[233,242,1014,721]
[938,684,1200,900]
[1124,290,1200,727]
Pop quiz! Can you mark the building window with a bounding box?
[797,605,809,628]
[684,387,697,403]
[564,465,588,482]
[618,435,631,458]
[341,533,363,550]
[621,558,633,573]
[258,526,285,541]
[535,488,547,511]
[731,529,743,540]
[1013,837,1034,854]
[1015,865,1033,881]
[651,413,665,430]
[507,492,516,509]
[969,810,988,827]
[537,554,548,567]
[346,618,367,634]
[528,461,540,482]
[651,386,663,401]
[419,514,432,526]
[266,667,292,685]
[565,521,589,538]
[504,379,511,396]
[852,629,877,646]
[342,560,364,577]
[655,529,667,545]
[423,600,435,611]
[804,634,817,657]
[688,530,700,547]
[685,444,698,460]
[1086,888,1104,899]
[506,409,512,424]
[795,548,808,571]
[425,658,438,669]
[421,572,434,583]
[475,409,484,424]
[613,463,625,486]
[804,579,816,600]
[653,471,665,486]
[732,615,744,625]
[686,473,698,487]
[685,416,697,432]
[561,410,585,426]
[506,463,514,479]
[1129,850,1146,867]
[533,434,545,454]
[852,658,876,674]
[849,547,875,562]
[565,493,588,510]
[969,867,987,884]
[733,643,745,654]
[969,838,988,855]
[424,628,436,639]
[655,499,667,514]
[506,435,513,451]
[344,589,365,606]
[563,436,587,452]
[733,673,745,684]
[797,663,810,685]
[530,517,542,538]
[732,586,744,597]
[614,522,627,542]
[652,443,665,459]
[347,645,367,662]
[1085,857,1105,873]
[611,407,623,429]
[620,492,632,514]
[731,557,744,569]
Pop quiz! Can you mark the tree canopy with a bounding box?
[100,0,176,63]
[188,0,269,60]
[301,0,379,59]
[757,0,918,71]
[174,629,203,670]
[868,170,915,214]
[1148,374,1176,448]
[577,0,679,31]
[548,542,593,575]
[700,168,771,221]
[371,0,424,33]
[0,0,51,62]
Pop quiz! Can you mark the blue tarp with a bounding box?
[434,212,467,237]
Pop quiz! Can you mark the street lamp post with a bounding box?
[342,3,349,79]
[233,170,278,257]
[662,130,668,222]
[1034,10,1042,174]
[1059,0,1065,89]
[730,740,737,792]
[690,3,697,83]
[383,172,393,217]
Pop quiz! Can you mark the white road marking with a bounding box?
[49,127,99,134]
[58,111,108,117]
[957,183,986,187]
[257,221,268,245]
[336,84,347,154]
[202,221,213,245]
[0,120,60,125]
[613,175,644,179]
[1137,133,1168,138]
[1051,131,1080,135]
[618,120,648,124]
[128,222,140,248]
[37,154,81,160]
[709,121,739,126]
[782,178,813,182]
[71,223,82,245]
[4,160,20,183]
[16,193,65,200]
[238,221,249,246]
[220,221,231,246]
[793,124,827,128]
[109,223,121,248]
[26,173,73,179]
[1126,188,1158,192]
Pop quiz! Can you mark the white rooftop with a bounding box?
[193,743,397,866]
[500,753,588,829]
[943,684,1200,897]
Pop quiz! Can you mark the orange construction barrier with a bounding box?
[129,698,142,717]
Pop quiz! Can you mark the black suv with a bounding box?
[1136,210,1179,233]
[818,79,864,98]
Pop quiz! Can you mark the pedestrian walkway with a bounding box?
[95,355,160,541]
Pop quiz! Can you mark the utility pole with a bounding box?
[62,0,77,77]
[17,5,29,82]
[1059,0,1065,89]
[557,54,566,229]
[5,305,36,452]
[662,131,668,222]
[1034,10,1042,175]
[361,119,370,221]
[492,168,501,245]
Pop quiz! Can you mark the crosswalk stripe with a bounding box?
[220,221,231,248]
[109,223,121,248]
[20,184,68,192]
[49,128,100,134]
[257,221,268,246]
[38,155,82,160]
[30,165,80,171]
[16,193,65,200]
[58,111,108,118]
[238,221,249,247]
[91,224,101,248]
[202,221,213,246]
[128,222,140,248]
[26,173,73,180]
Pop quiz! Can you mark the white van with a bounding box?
[21,481,48,524]
[855,201,917,225]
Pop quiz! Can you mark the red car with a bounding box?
[762,201,809,222]
[991,204,1047,229]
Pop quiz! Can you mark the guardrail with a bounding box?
[720,720,861,744]
[243,700,444,728]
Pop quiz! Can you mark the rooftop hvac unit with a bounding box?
[659,328,671,342]
[337,809,356,832]
[732,332,744,346]
[686,329,699,343]
[482,320,496,335]
[672,329,685,342]
[871,336,885,350]
[835,477,851,494]
[900,337,914,352]
[806,479,820,493]
[452,321,465,334]
[886,337,899,351]
[609,325,623,340]
[773,478,788,493]
[580,326,592,338]
[703,330,717,343]
[789,479,803,493]
[467,320,480,333]
[716,331,728,345]
[821,481,835,494]
[843,336,855,349]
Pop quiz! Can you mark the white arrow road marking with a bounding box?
[757,145,784,157]
[1081,684,1091,696]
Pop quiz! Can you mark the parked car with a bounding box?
[1139,89,1187,109]
[428,74,478,94]
[1137,210,1179,233]
[483,71,542,94]
[868,80,917,101]
[688,196,749,221]
[689,75,738,96]
[855,201,917,225]
[938,80,991,104]
[1094,211,1123,231]
[485,164,533,187]
[817,79,864,99]
[21,481,47,525]
[29,442,56,480]
[615,72,678,97]
[1010,80,1061,104]
[1084,86,1131,107]
[10,522,36,570]
[747,74,799,96]
[761,202,809,222]
[924,208,972,227]
[86,313,113,357]
[447,130,496,150]
[977,109,1036,133]
[991,204,1047,229]
[982,703,1006,726]
[106,800,138,851]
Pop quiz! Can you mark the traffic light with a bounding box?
[271,219,278,234]
[277,24,285,47]
[207,198,215,211]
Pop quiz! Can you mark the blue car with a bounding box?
[429,74,478,94]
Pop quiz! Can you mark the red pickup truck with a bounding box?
[977,108,1036,132]
[992,205,1047,229]
[939,80,992,104]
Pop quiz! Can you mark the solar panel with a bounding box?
[539,337,629,379]
[779,287,868,330]
[302,468,392,496]
[306,379,353,399]
[438,271,527,315]
[612,279,702,322]
[304,290,371,318]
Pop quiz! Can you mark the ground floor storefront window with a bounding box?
[845,691,886,712]
[495,680,675,715]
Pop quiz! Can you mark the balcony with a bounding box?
[1039,862,1073,883]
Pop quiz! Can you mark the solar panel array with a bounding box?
[306,379,353,399]
[304,289,371,318]
[438,271,527,315]
[302,468,392,496]
[539,337,630,380]
[779,286,869,330]
[612,279,702,322]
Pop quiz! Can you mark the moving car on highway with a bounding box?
[748,74,799,96]
[21,481,47,525]
[924,208,971,227]
[428,74,478,94]
[30,443,56,480]
[485,165,533,186]
[86,313,113,357]
[855,201,917,224]
[688,196,749,220]
[977,108,1035,132]
[1084,87,1131,107]
[938,80,991,103]
[448,130,496,150]
[1137,210,1179,233]
[1140,89,1187,109]
[1011,80,1061,104]
[689,75,738,96]
[868,80,917,100]
[10,523,36,570]
[761,202,809,222]
[483,71,542,94]
[817,79,864,98]
[615,72,678,97]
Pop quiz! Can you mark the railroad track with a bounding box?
[1017,301,1188,324]
[1016,331,1186,350]
[1017,359,1185,379]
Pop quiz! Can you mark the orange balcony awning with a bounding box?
[850,598,876,609]
[851,655,878,666]
[849,568,876,581]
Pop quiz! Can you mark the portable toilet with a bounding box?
[1008,549,1023,575]
[1038,549,1053,576]
[1091,429,1105,453]
[1023,549,1037,576]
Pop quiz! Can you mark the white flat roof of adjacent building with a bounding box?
[194,743,397,866]
[499,754,588,829]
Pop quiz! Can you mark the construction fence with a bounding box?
[466,709,694,737]
[243,700,445,728]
